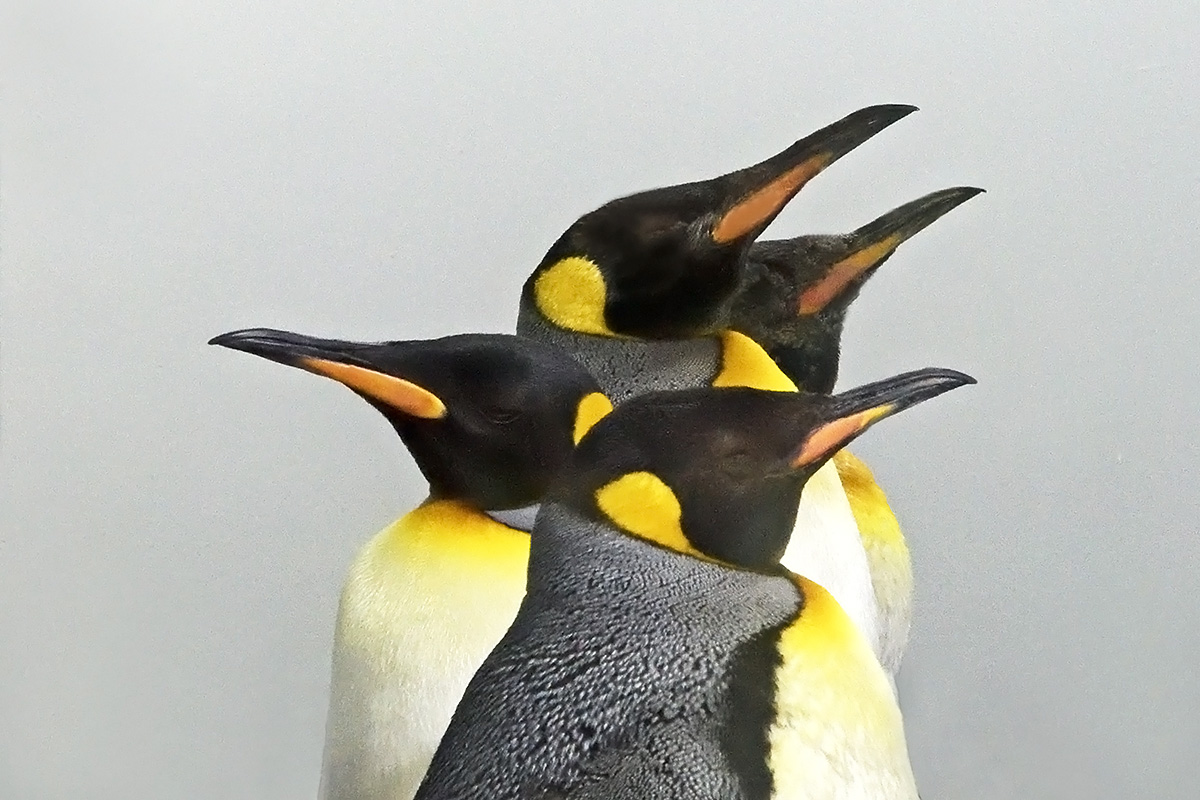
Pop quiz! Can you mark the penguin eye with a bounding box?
[636,213,683,241]
[481,406,520,425]
[717,450,757,482]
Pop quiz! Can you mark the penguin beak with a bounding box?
[209,328,448,419]
[792,367,975,467]
[796,186,985,314]
[711,104,918,246]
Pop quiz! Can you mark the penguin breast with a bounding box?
[779,460,882,659]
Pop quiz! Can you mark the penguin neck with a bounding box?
[710,330,799,392]
[418,489,539,534]
[526,501,732,602]
[412,496,502,526]
[516,304,721,403]
[480,503,540,533]
[385,498,532,561]
[392,419,546,511]
[385,419,482,505]
[767,323,842,395]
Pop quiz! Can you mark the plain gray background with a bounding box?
[3,1,1197,798]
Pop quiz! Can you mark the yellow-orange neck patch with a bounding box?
[832,450,905,551]
[573,392,614,444]
[767,573,906,795]
[532,256,619,336]
[712,330,798,392]
[391,498,531,562]
[337,497,530,655]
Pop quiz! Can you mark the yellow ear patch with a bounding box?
[532,256,618,336]
[712,331,798,392]
[793,405,894,467]
[595,471,708,558]
[712,156,832,244]
[798,234,902,315]
[572,391,614,445]
[301,358,448,419]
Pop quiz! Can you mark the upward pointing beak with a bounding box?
[711,104,919,245]
[796,186,985,314]
[793,367,976,466]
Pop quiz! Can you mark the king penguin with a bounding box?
[516,103,917,394]
[515,104,916,670]
[209,328,611,800]
[414,368,974,800]
[728,185,983,675]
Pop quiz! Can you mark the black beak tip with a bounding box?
[209,328,280,346]
[927,186,987,215]
[949,369,978,387]
[893,367,978,406]
[926,367,977,387]
[882,103,919,118]
[925,368,978,395]
[858,104,919,128]
[207,328,295,362]
[889,367,978,411]
[818,104,919,161]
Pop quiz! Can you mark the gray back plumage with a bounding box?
[414,503,800,800]
[516,308,720,404]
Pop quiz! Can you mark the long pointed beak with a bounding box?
[209,328,447,419]
[209,328,368,368]
[711,104,918,245]
[793,367,975,466]
[796,186,984,314]
[853,186,984,246]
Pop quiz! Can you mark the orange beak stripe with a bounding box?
[797,234,902,315]
[793,405,894,467]
[300,358,447,419]
[712,156,832,244]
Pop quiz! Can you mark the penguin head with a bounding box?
[729,186,984,393]
[521,105,917,340]
[210,329,611,510]
[560,368,974,570]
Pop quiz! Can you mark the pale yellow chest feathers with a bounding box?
[768,577,918,800]
[335,499,531,660]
